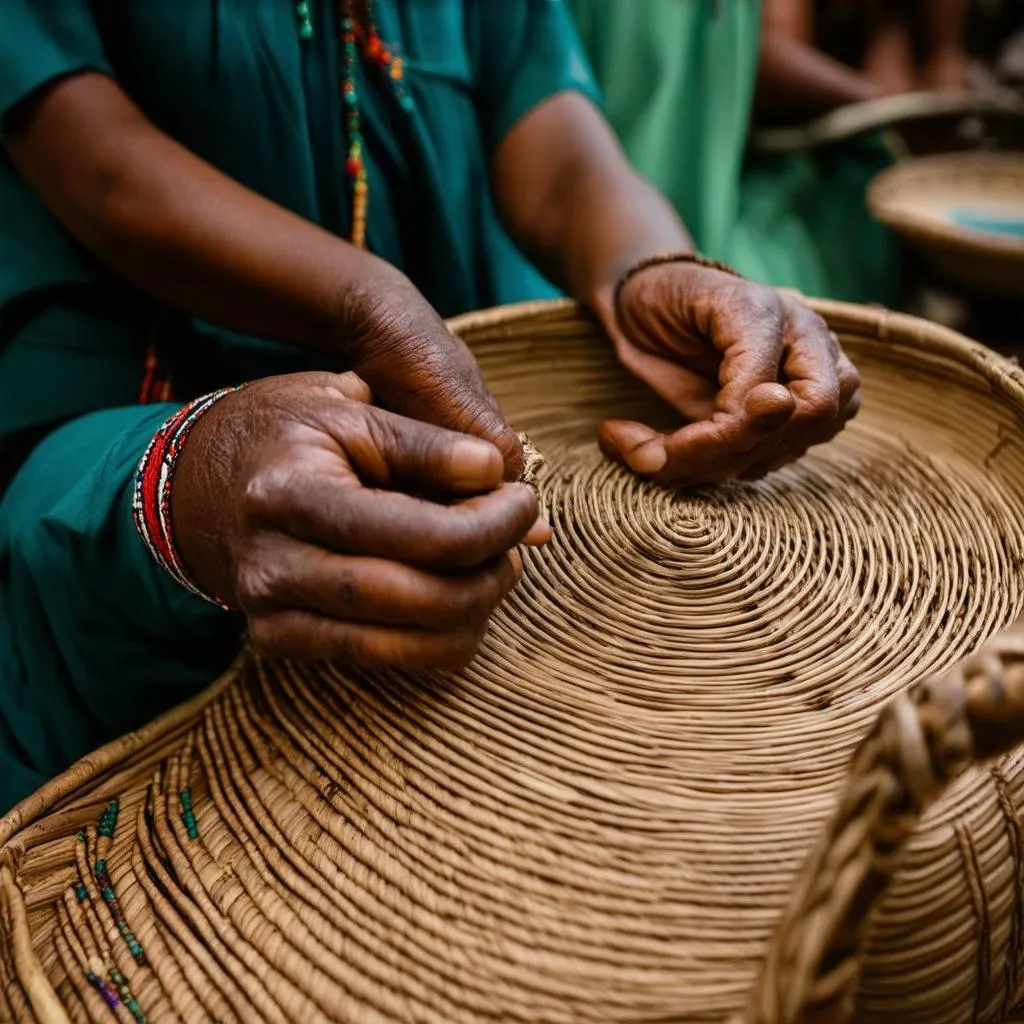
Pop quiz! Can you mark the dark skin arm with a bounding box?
[492,92,860,483]
[3,71,524,474]
[755,0,883,122]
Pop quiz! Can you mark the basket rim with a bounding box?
[3,297,1023,853]
[867,152,1024,257]
[748,88,1024,154]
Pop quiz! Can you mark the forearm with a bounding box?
[4,72,425,351]
[529,165,690,311]
[755,30,883,121]
[922,0,970,55]
[493,94,690,330]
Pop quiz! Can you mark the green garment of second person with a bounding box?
[569,0,898,306]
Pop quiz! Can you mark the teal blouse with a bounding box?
[0,0,599,438]
[0,0,599,811]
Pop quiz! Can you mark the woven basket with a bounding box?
[749,89,1024,155]
[5,298,1024,1024]
[867,152,1024,299]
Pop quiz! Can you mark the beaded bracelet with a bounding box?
[612,250,742,317]
[132,387,240,610]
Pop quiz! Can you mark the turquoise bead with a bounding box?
[399,94,415,112]
[295,0,309,14]
[299,20,314,41]
[344,90,358,107]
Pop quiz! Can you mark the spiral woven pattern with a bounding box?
[4,300,1024,1024]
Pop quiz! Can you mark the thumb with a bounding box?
[337,403,509,496]
[355,325,524,481]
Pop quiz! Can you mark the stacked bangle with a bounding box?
[132,387,240,610]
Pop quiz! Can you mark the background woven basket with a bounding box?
[749,89,1024,155]
[4,299,1024,1024]
[867,152,1024,299]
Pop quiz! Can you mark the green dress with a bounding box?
[569,0,898,305]
[0,0,599,812]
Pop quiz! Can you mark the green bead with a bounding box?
[298,20,313,40]
[344,90,358,107]
[95,859,106,875]
[399,94,415,112]
[102,886,115,902]
[295,0,309,14]
[75,884,89,902]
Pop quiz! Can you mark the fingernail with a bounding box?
[523,515,552,546]
[450,439,502,491]
[627,440,668,475]
[508,547,523,582]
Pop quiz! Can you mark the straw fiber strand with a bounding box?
[3,299,1024,1023]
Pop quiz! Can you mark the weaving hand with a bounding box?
[601,258,862,486]
[169,371,548,668]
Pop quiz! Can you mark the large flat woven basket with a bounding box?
[867,152,1024,298]
[5,299,1024,1024]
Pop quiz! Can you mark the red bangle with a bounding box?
[132,387,240,610]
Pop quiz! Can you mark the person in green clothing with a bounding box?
[569,0,902,305]
[0,0,860,814]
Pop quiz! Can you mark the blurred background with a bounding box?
[571,0,1024,353]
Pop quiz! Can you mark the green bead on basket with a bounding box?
[180,787,200,840]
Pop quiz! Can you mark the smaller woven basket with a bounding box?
[868,151,1024,298]
[749,90,1024,155]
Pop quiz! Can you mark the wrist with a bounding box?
[604,250,740,335]
[133,387,243,609]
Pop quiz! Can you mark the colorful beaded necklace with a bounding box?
[296,0,413,248]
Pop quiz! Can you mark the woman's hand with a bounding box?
[171,372,548,669]
[601,262,861,485]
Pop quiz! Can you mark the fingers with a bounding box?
[778,304,842,428]
[707,282,788,419]
[237,543,519,631]
[244,459,542,570]
[321,403,507,495]
[606,292,861,486]
[249,611,489,670]
[599,420,667,475]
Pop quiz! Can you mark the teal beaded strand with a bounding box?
[180,787,199,841]
[90,801,148,967]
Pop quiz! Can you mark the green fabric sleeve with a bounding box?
[0,1,112,133]
[0,404,242,803]
[469,0,602,154]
